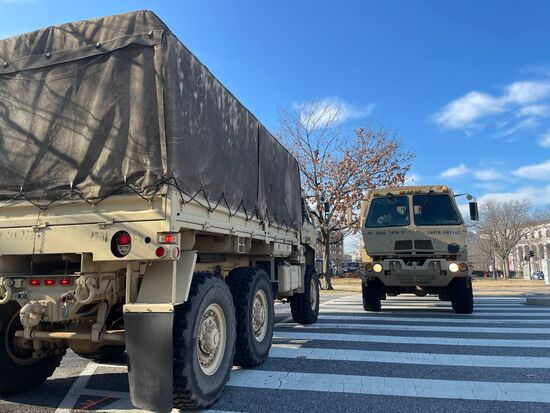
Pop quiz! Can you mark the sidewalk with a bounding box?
[320,277,550,296]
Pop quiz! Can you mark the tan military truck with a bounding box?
[0,11,319,412]
[359,185,478,314]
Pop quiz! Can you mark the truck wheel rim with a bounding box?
[310,278,318,310]
[252,289,268,342]
[5,312,35,365]
[197,303,226,376]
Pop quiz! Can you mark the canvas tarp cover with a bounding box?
[0,10,302,229]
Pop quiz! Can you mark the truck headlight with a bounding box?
[373,263,383,273]
[448,263,459,273]
[365,263,373,272]
[459,263,468,272]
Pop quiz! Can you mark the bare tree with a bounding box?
[476,199,542,278]
[278,99,414,289]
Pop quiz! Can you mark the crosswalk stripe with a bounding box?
[334,300,527,307]
[317,314,550,324]
[333,296,525,302]
[321,306,550,313]
[269,344,550,368]
[273,331,550,347]
[275,322,550,334]
[319,307,550,317]
[227,369,550,403]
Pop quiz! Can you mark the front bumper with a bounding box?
[363,258,469,287]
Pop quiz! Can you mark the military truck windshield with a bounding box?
[412,194,462,226]
[365,196,409,228]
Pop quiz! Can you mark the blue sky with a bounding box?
[2,0,550,214]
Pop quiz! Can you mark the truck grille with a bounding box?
[394,240,413,250]
[396,274,436,285]
[414,240,434,250]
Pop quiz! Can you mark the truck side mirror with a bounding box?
[469,201,479,221]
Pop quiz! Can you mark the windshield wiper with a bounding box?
[420,190,434,212]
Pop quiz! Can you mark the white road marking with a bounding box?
[319,307,550,317]
[227,369,550,403]
[337,295,525,302]
[319,295,357,306]
[276,322,550,334]
[55,362,99,413]
[335,300,527,307]
[269,344,550,368]
[274,331,550,347]
[55,374,239,413]
[322,305,550,313]
[317,314,550,324]
[50,294,549,411]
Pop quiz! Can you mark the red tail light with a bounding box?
[59,279,72,286]
[44,279,56,286]
[117,233,131,245]
[30,279,41,286]
[155,247,166,258]
[158,233,178,244]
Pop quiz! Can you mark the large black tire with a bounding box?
[173,273,236,410]
[77,345,126,362]
[290,265,320,324]
[0,302,63,395]
[449,277,474,314]
[226,267,274,367]
[362,280,382,312]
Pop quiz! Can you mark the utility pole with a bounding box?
[528,249,534,279]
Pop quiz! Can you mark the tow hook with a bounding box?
[0,278,14,304]
[75,277,97,304]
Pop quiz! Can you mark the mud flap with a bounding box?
[124,311,174,413]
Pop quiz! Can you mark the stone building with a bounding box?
[511,223,550,279]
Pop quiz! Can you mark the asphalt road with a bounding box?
[2,293,550,413]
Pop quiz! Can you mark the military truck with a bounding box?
[0,11,319,412]
[359,185,478,314]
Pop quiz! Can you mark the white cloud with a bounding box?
[499,117,539,136]
[404,173,421,184]
[433,92,504,129]
[479,185,550,206]
[504,81,550,104]
[294,97,374,129]
[473,169,503,181]
[441,163,470,179]
[432,79,550,131]
[517,104,550,117]
[512,159,550,180]
[538,130,550,147]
